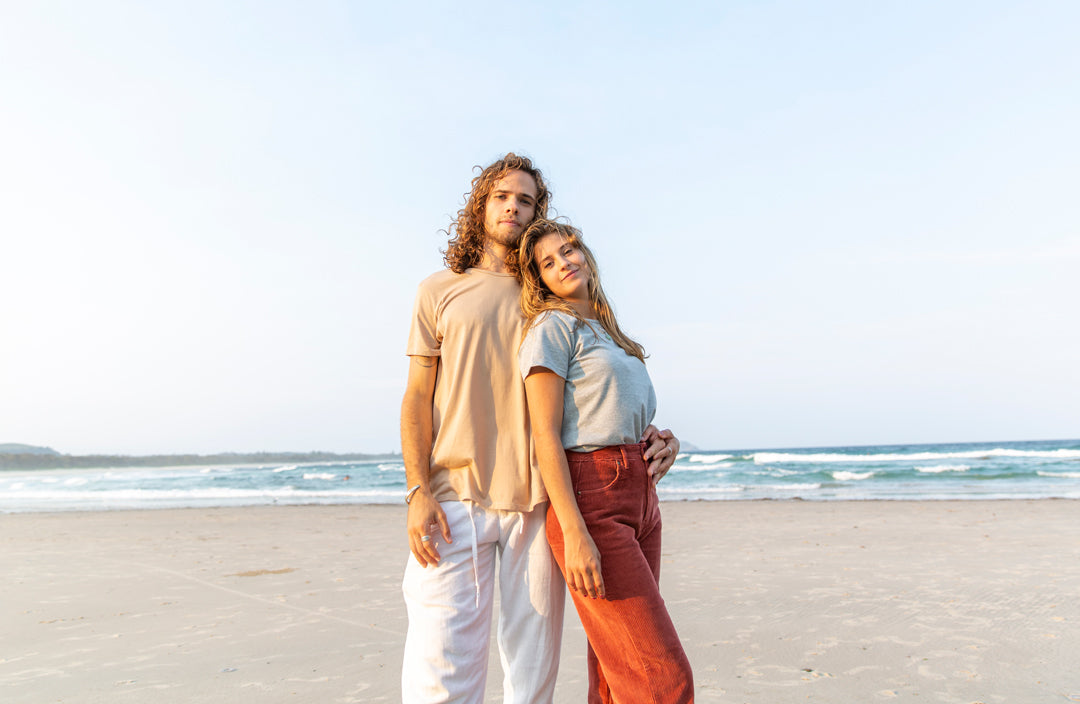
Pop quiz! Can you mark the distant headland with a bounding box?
[0,443,400,470]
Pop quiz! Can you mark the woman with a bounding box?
[517,219,694,703]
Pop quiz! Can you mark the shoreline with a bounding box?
[3,501,1078,702]
[4,494,1080,516]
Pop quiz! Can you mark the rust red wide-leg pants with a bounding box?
[546,442,694,704]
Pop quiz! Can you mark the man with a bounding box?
[401,153,679,703]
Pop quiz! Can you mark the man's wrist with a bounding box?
[405,484,423,504]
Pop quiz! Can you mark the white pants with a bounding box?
[401,501,565,704]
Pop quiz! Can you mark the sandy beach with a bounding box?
[3,500,1077,703]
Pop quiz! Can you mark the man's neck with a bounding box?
[476,239,512,274]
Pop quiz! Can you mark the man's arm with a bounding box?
[400,355,450,567]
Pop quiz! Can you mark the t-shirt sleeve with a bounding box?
[406,277,441,357]
[518,312,575,380]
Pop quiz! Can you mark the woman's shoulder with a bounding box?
[535,308,577,326]
[524,309,580,349]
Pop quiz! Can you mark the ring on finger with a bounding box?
[421,535,431,543]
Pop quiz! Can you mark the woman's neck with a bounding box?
[565,297,596,320]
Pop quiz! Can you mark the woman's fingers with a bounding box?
[588,567,605,599]
[569,566,605,599]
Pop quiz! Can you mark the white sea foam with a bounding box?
[0,486,403,511]
[302,473,338,481]
[377,463,405,472]
[686,454,733,463]
[1038,471,1080,479]
[657,485,744,495]
[767,483,823,491]
[916,465,971,473]
[752,448,1080,464]
[832,471,874,481]
[672,462,734,472]
[272,465,298,473]
[755,468,800,477]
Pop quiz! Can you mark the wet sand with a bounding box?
[2,501,1078,703]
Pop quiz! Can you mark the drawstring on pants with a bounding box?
[463,503,528,609]
[466,501,480,608]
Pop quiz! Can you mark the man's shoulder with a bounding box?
[416,268,518,295]
[416,268,459,290]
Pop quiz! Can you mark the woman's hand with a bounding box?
[562,527,605,599]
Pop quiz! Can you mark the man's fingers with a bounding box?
[436,512,453,544]
[410,538,431,568]
[643,436,665,461]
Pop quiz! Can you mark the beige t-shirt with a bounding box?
[406,268,545,511]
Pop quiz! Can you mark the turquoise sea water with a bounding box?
[1,439,1078,513]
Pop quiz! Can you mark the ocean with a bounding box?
[1,438,1078,513]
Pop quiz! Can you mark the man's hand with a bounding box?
[642,424,680,486]
[407,490,451,567]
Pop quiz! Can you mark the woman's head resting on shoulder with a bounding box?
[519,219,598,318]
[518,218,646,362]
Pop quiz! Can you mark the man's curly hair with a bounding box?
[443,153,551,274]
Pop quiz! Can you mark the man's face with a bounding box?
[482,169,538,247]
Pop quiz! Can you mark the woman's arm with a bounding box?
[524,368,605,599]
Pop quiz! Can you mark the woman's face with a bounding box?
[533,233,589,304]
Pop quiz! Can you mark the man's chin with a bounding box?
[491,230,522,248]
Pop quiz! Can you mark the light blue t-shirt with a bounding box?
[519,310,656,452]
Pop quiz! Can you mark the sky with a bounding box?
[1,1,1077,455]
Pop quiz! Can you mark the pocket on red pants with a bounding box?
[568,457,622,496]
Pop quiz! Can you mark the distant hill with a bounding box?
[0,443,59,455]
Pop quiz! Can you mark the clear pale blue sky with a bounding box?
[2,1,1077,455]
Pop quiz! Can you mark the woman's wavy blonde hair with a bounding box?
[518,219,646,363]
[443,153,551,275]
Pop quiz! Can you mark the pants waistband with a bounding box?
[566,441,648,465]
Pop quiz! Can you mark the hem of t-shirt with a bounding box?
[521,363,567,381]
[432,486,549,513]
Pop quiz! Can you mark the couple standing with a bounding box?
[400,153,693,703]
